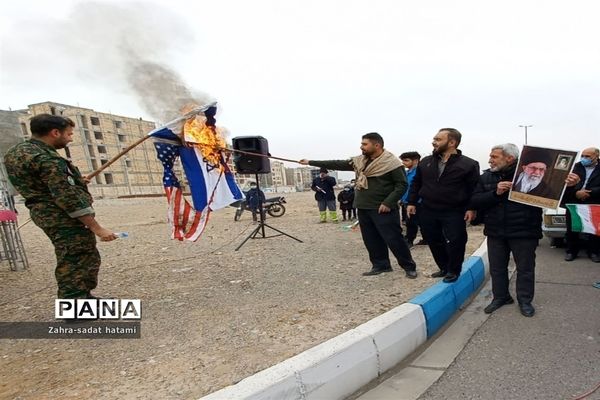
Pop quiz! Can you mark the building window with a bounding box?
[87,145,95,157]
[20,123,28,137]
[90,117,100,126]
[97,145,107,154]
[114,120,123,129]
[104,173,114,184]
[117,134,127,143]
[100,159,108,165]
[50,106,56,115]
[94,131,103,140]
[125,160,132,168]
[80,115,89,129]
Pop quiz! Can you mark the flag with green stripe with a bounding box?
[565,204,600,236]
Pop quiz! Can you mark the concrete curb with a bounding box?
[201,239,489,400]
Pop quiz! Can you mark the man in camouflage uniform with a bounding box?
[4,114,117,299]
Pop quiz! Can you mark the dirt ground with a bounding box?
[0,192,484,400]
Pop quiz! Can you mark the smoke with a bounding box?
[128,62,209,123]
[1,1,212,122]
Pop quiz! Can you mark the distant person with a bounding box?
[300,132,417,278]
[562,147,600,262]
[246,181,266,222]
[311,167,338,223]
[407,128,479,283]
[471,143,581,317]
[4,114,118,299]
[512,150,554,197]
[337,185,355,221]
[349,179,357,219]
[399,151,425,248]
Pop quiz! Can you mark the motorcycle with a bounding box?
[233,195,287,221]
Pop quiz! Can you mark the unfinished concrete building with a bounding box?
[15,102,165,198]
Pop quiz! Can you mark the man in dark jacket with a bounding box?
[563,147,600,262]
[407,128,479,283]
[471,144,540,317]
[311,168,338,223]
[299,132,417,278]
[471,144,581,317]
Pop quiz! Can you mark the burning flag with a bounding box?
[149,103,244,241]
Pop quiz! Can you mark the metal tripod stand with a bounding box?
[235,174,303,251]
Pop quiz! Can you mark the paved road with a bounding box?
[418,241,600,400]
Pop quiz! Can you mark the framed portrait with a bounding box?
[554,154,573,171]
[509,145,578,209]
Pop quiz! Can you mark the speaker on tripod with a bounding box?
[232,136,271,174]
[230,136,303,250]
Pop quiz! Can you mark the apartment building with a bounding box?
[15,102,166,197]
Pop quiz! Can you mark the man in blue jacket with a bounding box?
[400,151,424,248]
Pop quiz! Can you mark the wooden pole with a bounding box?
[85,137,303,180]
[218,147,299,164]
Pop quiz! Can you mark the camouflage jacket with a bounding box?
[4,138,94,228]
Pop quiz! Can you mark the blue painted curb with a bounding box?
[409,253,487,338]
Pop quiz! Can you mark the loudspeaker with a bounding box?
[232,136,271,174]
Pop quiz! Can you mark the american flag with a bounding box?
[150,116,243,242]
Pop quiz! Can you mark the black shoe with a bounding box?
[590,253,600,263]
[362,267,393,276]
[431,270,447,278]
[405,270,417,279]
[484,297,515,314]
[415,239,427,245]
[519,303,535,317]
[443,273,459,283]
[564,253,577,261]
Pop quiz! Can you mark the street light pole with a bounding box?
[518,124,532,145]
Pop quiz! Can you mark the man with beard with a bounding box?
[299,132,417,278]
[471,144,581,317]
[4,114,117,300]
[407,128,479,283]
[512,150,554,197]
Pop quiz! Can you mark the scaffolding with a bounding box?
[0,162,29,271]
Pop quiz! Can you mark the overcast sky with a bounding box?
[1,0,599,178]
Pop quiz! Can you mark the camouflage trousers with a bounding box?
[40,225,101,299]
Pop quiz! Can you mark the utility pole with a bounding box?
[518,125,532,145]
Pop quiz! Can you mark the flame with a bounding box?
[183,116,226,167]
